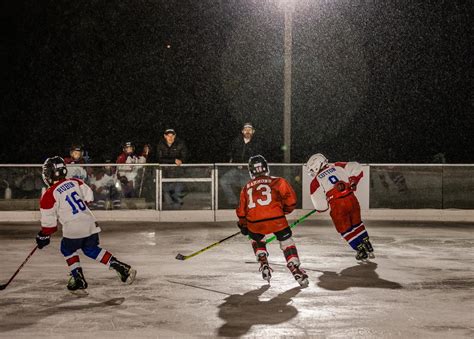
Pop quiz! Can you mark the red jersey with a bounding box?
[236,175,297,235]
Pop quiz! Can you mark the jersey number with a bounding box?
[328,175,339,184]
[247,184,272,209]
[65,192,86,215]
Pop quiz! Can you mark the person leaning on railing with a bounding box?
[220,122,265,207]
[155,128,188,209]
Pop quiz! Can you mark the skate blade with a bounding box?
[125,268,137,285]
[69,289,88,296]
[299,279,309,288]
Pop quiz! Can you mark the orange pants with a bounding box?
[329,193,362,233]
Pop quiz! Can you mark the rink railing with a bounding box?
[0,163,473,222]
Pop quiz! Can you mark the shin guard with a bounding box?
[280,238,301,266]
[252,240,268,260]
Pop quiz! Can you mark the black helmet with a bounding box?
[70,144,84,153]
[248,155,269,179]
[123,141,135,151]
[42,156,67,187]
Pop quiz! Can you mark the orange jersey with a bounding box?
[236,176,297,235]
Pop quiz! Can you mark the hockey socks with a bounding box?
[281,238,300,266]
[341,222,368,250]
[341,222,375,260]
[251,239,268,258]
[280,238,309,287]
[251,240,272,282]
[65,252,81,274]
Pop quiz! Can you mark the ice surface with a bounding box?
[0,221,473,338]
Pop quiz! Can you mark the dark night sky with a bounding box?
[1,0,472,164]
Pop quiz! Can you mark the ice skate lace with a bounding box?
[288,264,306,276]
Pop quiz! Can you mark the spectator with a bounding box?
[220,122,264,207]
[13,168,43,199]
[116,142,147,198]
[64,144,89,181]
[64,144,89,164]
[136,143,154,201]
[156,128,188,209]
[89,166,121,210]
[228,123,262,163]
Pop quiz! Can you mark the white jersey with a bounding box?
[66,166,88,181]
[309,162,363,211]
[117,154,146,181]
[89,173,115,189]
[40,178,100,239]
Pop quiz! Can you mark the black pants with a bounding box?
[248,227,292,242]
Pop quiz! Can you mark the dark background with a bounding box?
[1,0,472,164]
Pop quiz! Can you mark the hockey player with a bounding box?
[305,153,374,261]
[36,156,136,294]
[236,155,309,287]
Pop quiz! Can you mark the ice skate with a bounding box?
[67,268,88,295]
[258,253,272,283]
[355,243,369,261]
[363,237,375,258]
[109,257,137,284]
[287,262,309,287]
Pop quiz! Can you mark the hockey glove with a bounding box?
[350,182,357,191]
[349,177,358,191]
[237,222,249,236]
[36,231,50,249]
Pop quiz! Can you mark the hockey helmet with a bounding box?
[305,153,328,177]
[248,154,270,179]
[42,156,67,187]
[123,141,135,153]
[69,144,84,160]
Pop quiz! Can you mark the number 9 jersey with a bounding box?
[236,176,297,235]
[40,178,100,239]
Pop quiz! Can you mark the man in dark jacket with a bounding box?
[221,122,265,207]
[228,123,262,163]
[156,129,188,209]
[157,129,188,165]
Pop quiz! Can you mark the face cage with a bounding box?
[42,169,53,187]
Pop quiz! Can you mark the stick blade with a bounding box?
[0,284,6,290]
[175,253,186,261]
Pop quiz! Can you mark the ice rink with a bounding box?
[0,220,473,338]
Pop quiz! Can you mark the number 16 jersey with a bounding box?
[236,176,297,235]
[40,178,100,239]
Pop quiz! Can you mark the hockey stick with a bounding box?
[264,209,317,244]
[175,210,317,261]
[175,231,241,261]
[138,167,146,198]
[0,245,38,290]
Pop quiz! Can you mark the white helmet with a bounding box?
[305,153,328,177]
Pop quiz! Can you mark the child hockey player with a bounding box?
[236,155,308,287]
[36,156,136,294]
[305,153,374,261]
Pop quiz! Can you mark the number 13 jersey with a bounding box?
[40,178,100,239]
[236,176,297,235]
